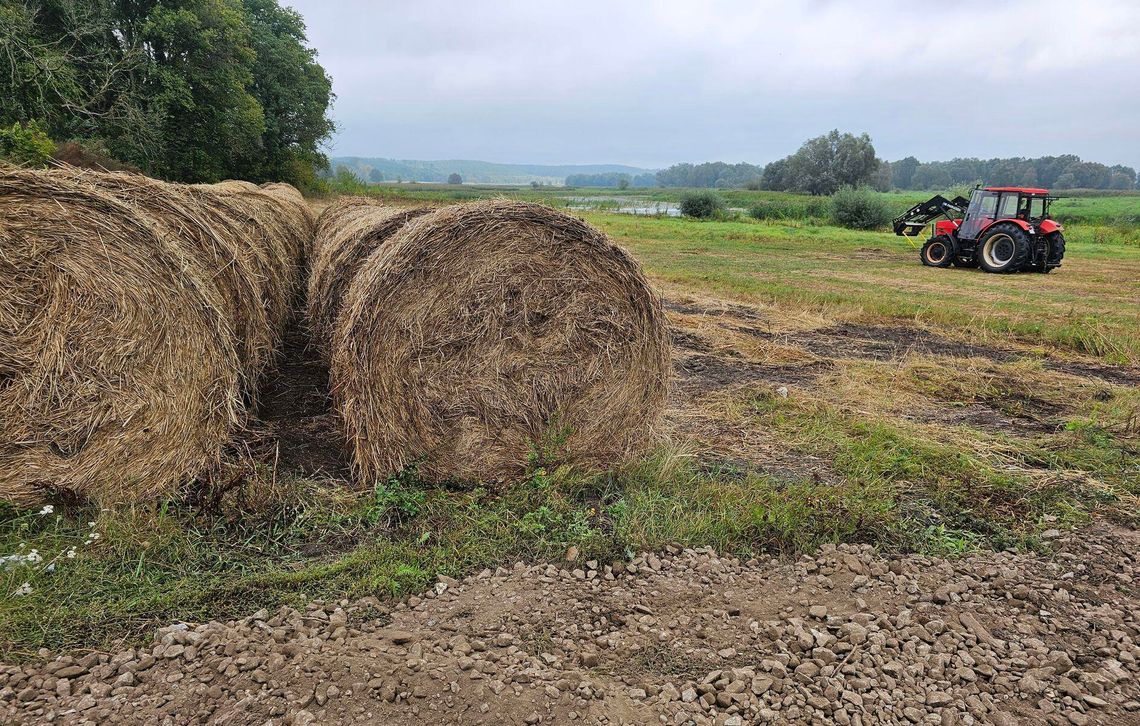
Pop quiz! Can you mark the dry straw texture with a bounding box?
[189,182,309,339]
[259,182,317,263]
[0,168,242,506]
[61,170,275,387]
[308,199,430,353]
[331,199,670,485]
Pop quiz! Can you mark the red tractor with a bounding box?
[893,187,1065,273]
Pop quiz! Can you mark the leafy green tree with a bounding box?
[1,0,333,184]
[786,130,878,195]
[565,172,630,187]
[655,161,763,188]
[910,164,952,190]
[126,0,264,181]
[240,0,334,186]
[447,172,462,184]
[369,168,384,183]
[891,156,919,189]
[830,186,891,230]
[870,160,892,192]
[760,158,788,190]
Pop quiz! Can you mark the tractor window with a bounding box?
[1028,197,1045,218]
[978,193,998,216]
[997,194,1019,218]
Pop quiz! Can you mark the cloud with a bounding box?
[289,0,1140,168]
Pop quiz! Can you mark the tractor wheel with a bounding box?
[977,223,1031,274]
[919,236,954,268]
[1045,231,1066,271]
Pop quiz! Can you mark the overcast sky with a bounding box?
[288,0,1140,169]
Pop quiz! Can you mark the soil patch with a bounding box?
[1047,360,1140,387]
[674,355,831,393]
[253,318,349,479]
[738,323,1018,364]
[670,329,714,354]
[912,403,1060,436]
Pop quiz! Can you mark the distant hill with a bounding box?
[329,157,656,185]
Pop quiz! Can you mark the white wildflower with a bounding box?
[25,549,42,564]
[39,504,54,515]
[66,548,77,559]
[14,583,32,596]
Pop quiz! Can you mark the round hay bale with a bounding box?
[259,182,316,263]
[308,202,430,354]
[213,179,260,193]
[331,199,670,485]
[190,183,304,338]
[0,168,241,507]
[65,169,274,388]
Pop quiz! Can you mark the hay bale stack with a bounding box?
[66,170,274,387]
[0,168,241,507]
[330,199,670,485]
[308,200,430,353]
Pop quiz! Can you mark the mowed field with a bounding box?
[1,189,1137,660]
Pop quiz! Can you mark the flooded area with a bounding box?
[566,196,681,217]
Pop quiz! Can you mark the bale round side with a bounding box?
[0,169,241,507]
[308,201,430,354]
[189,183,306,340]
[331,199,670,485]
[259,182,317,265]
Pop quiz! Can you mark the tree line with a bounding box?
[0,0,334,187]
[654,162,763,189]
[890,155,1136,191]
[567,132,1137,193]
[564,172,655,188]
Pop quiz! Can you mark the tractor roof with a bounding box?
[983,186,1050,195]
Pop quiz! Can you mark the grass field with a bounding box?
[1,188,1136,660]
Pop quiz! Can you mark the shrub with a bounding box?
[51,140,140,173]
[0,121,55,167]
[679,191,726,219]
[830,186,892,230]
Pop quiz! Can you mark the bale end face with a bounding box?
[0,169,242,507]
[331,199,670,485]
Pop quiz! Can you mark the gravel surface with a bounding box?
[2,523,1137,725]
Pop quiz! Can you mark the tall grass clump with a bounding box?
[680,191,726,219]
[830,186,892,230]
[748,197,830,223]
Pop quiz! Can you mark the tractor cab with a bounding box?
[893,186,1065,274]
[958,187,1053,241]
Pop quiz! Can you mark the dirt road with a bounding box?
[3,523,1136,725]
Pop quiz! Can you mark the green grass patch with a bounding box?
[3,431,1090,661]
[744,391,1112,552]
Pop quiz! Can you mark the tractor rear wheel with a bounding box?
[920,236,954,268]
[978,223,1030,274]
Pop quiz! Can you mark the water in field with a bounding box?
[566,197,681,217]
